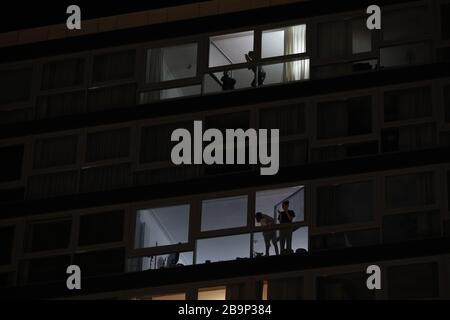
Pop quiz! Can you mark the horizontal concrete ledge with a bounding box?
[2,236,450,299]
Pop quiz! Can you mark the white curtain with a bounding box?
[283,25,309,81]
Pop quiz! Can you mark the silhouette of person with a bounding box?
[278,201,295,254]
[255,212,279,256]
[245,51,266,87]
[221,70,236,91]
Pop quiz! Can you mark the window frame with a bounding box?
[311,89,379,147]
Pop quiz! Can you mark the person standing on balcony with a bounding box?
[245,51,266,87]
[255,212,279,256]
[278,201,295,254]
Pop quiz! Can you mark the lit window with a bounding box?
[134,205,190,249]
[79,211,124,246]
[25,219,71,252]
[0,145,23,182]
[198,287,226,300]
[152,293,186,300]
[196,234,251,264]
[383,7,429,42]
[317,181,374,226]
[0,226,14,265]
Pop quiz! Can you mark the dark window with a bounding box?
[312,141,378,162]
[0,108,32,125]
[441,3,450,40]
[380,43,431,68]
[259,104,305,136]
[140,122,193,163]
[448,172,450,212]
[147,43,198,81]
[444,220,450,236]
[311,229,380,251]
[135,205,189,249]
[0,68,32,105]
[317,181,373,226]
[317,272,375,300]
[388,263,439,299]
[33,135,78,169]
[80,163,131,193]
[74,248,125,278]
[206,111,250,131]
[79,211,124,246]
[267,277,304,300]
[0,145,24,182]
[86,128,130,162]
[381,124,436,152]
[384,87,432,122]
[317,97,372,139]
[437,47,450,63]
[383,211,440,243]
[41,58,85,90]
[444,85,450,122]
[93,50,135,83]
[25,220,71,252]
[385,172,434,209]
[20,255,71,284]
[87,83,136,112]
[0,226,14,265]
[36,91,85,119]
[27,171,78,200]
